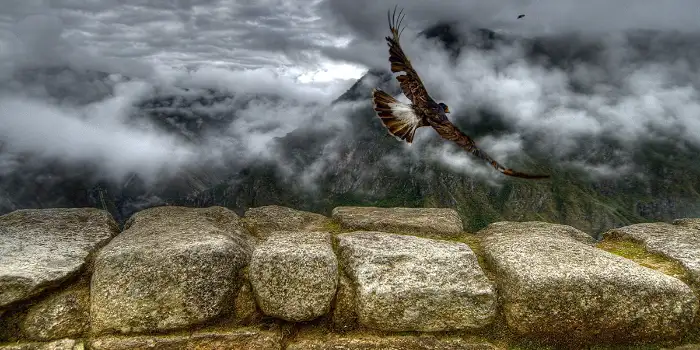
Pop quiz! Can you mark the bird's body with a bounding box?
[372,6,549,180]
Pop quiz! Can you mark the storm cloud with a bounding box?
[315,0,700,181]
[0,0,360,188]
[1,0,700,203]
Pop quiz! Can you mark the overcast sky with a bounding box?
[4,0,700,78]
[2,0,700,188]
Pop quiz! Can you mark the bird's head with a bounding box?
[439,102,450,113]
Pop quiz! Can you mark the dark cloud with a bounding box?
[321,0,700,40]
[2,0,700,214]
[0,0,360,193]
[0,0,347,71]
[306,0,700,182]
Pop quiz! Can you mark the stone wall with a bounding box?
[0,204,699,350]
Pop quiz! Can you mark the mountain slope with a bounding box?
[180,25,700,236]
[2,24,700,237]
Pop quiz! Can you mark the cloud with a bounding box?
[2,0,700,219]
[320,0,700,40]
[310,0,700,181]
[0,0,359,72]
[0,2,361,195]
[0,62,357,187]
[165,65,352,103]
[0,93,197,183]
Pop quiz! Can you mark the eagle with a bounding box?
[372,6,550,180]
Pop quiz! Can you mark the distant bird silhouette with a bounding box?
[371,6,550,180]
[517,14,525,19]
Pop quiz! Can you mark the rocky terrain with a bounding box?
[1,204,699,349]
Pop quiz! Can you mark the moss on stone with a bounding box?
[595,238,689,282]
[321,220,343,234]
[238,217,258,237]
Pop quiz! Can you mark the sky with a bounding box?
[2,0,700,194]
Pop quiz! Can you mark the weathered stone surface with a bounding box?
[336,231,496,332]
[604,222,700,287]
[478,221,596,245]
[89,327,282,350]
[331,273,357,331]
[479,221,698,344]
[249,231,338,322]
[674,218,700,231]
[287,333,497,350]
[90,206,253,335]
[0,208,118,307]
[21,282,89,341]
[0,339,81,350]
[243,205,331,239]
[331,206,463,237]
[670,345,700,350]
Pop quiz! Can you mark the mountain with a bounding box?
[2,24,700,237]
[178,24,700,237]
[0,68,245,223]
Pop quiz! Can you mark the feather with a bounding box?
[426,117,550,179]
[373,7,550,180]
[384,6,434,108]
[372,88,423,143]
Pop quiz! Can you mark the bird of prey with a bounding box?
[372,6,550,180]
[517,14,525,19]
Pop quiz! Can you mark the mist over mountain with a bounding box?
[2,12,700,235]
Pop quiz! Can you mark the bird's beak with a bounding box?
[444,106,450,113]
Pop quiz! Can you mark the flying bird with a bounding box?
[372,6,549,180]
[517,14,525,19]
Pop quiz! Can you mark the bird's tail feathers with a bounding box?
[475,148,550,180]
[498,167,550,180]
[372,88,422,143]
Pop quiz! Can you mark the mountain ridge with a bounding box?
[2,22,700,235]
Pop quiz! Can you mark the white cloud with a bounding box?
[0,93,197,183]
[2,0,700,207]
[0,1,366,193]
[358,22,700,181]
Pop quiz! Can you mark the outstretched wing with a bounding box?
[385,6,433,108]
[428,118,550,180]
